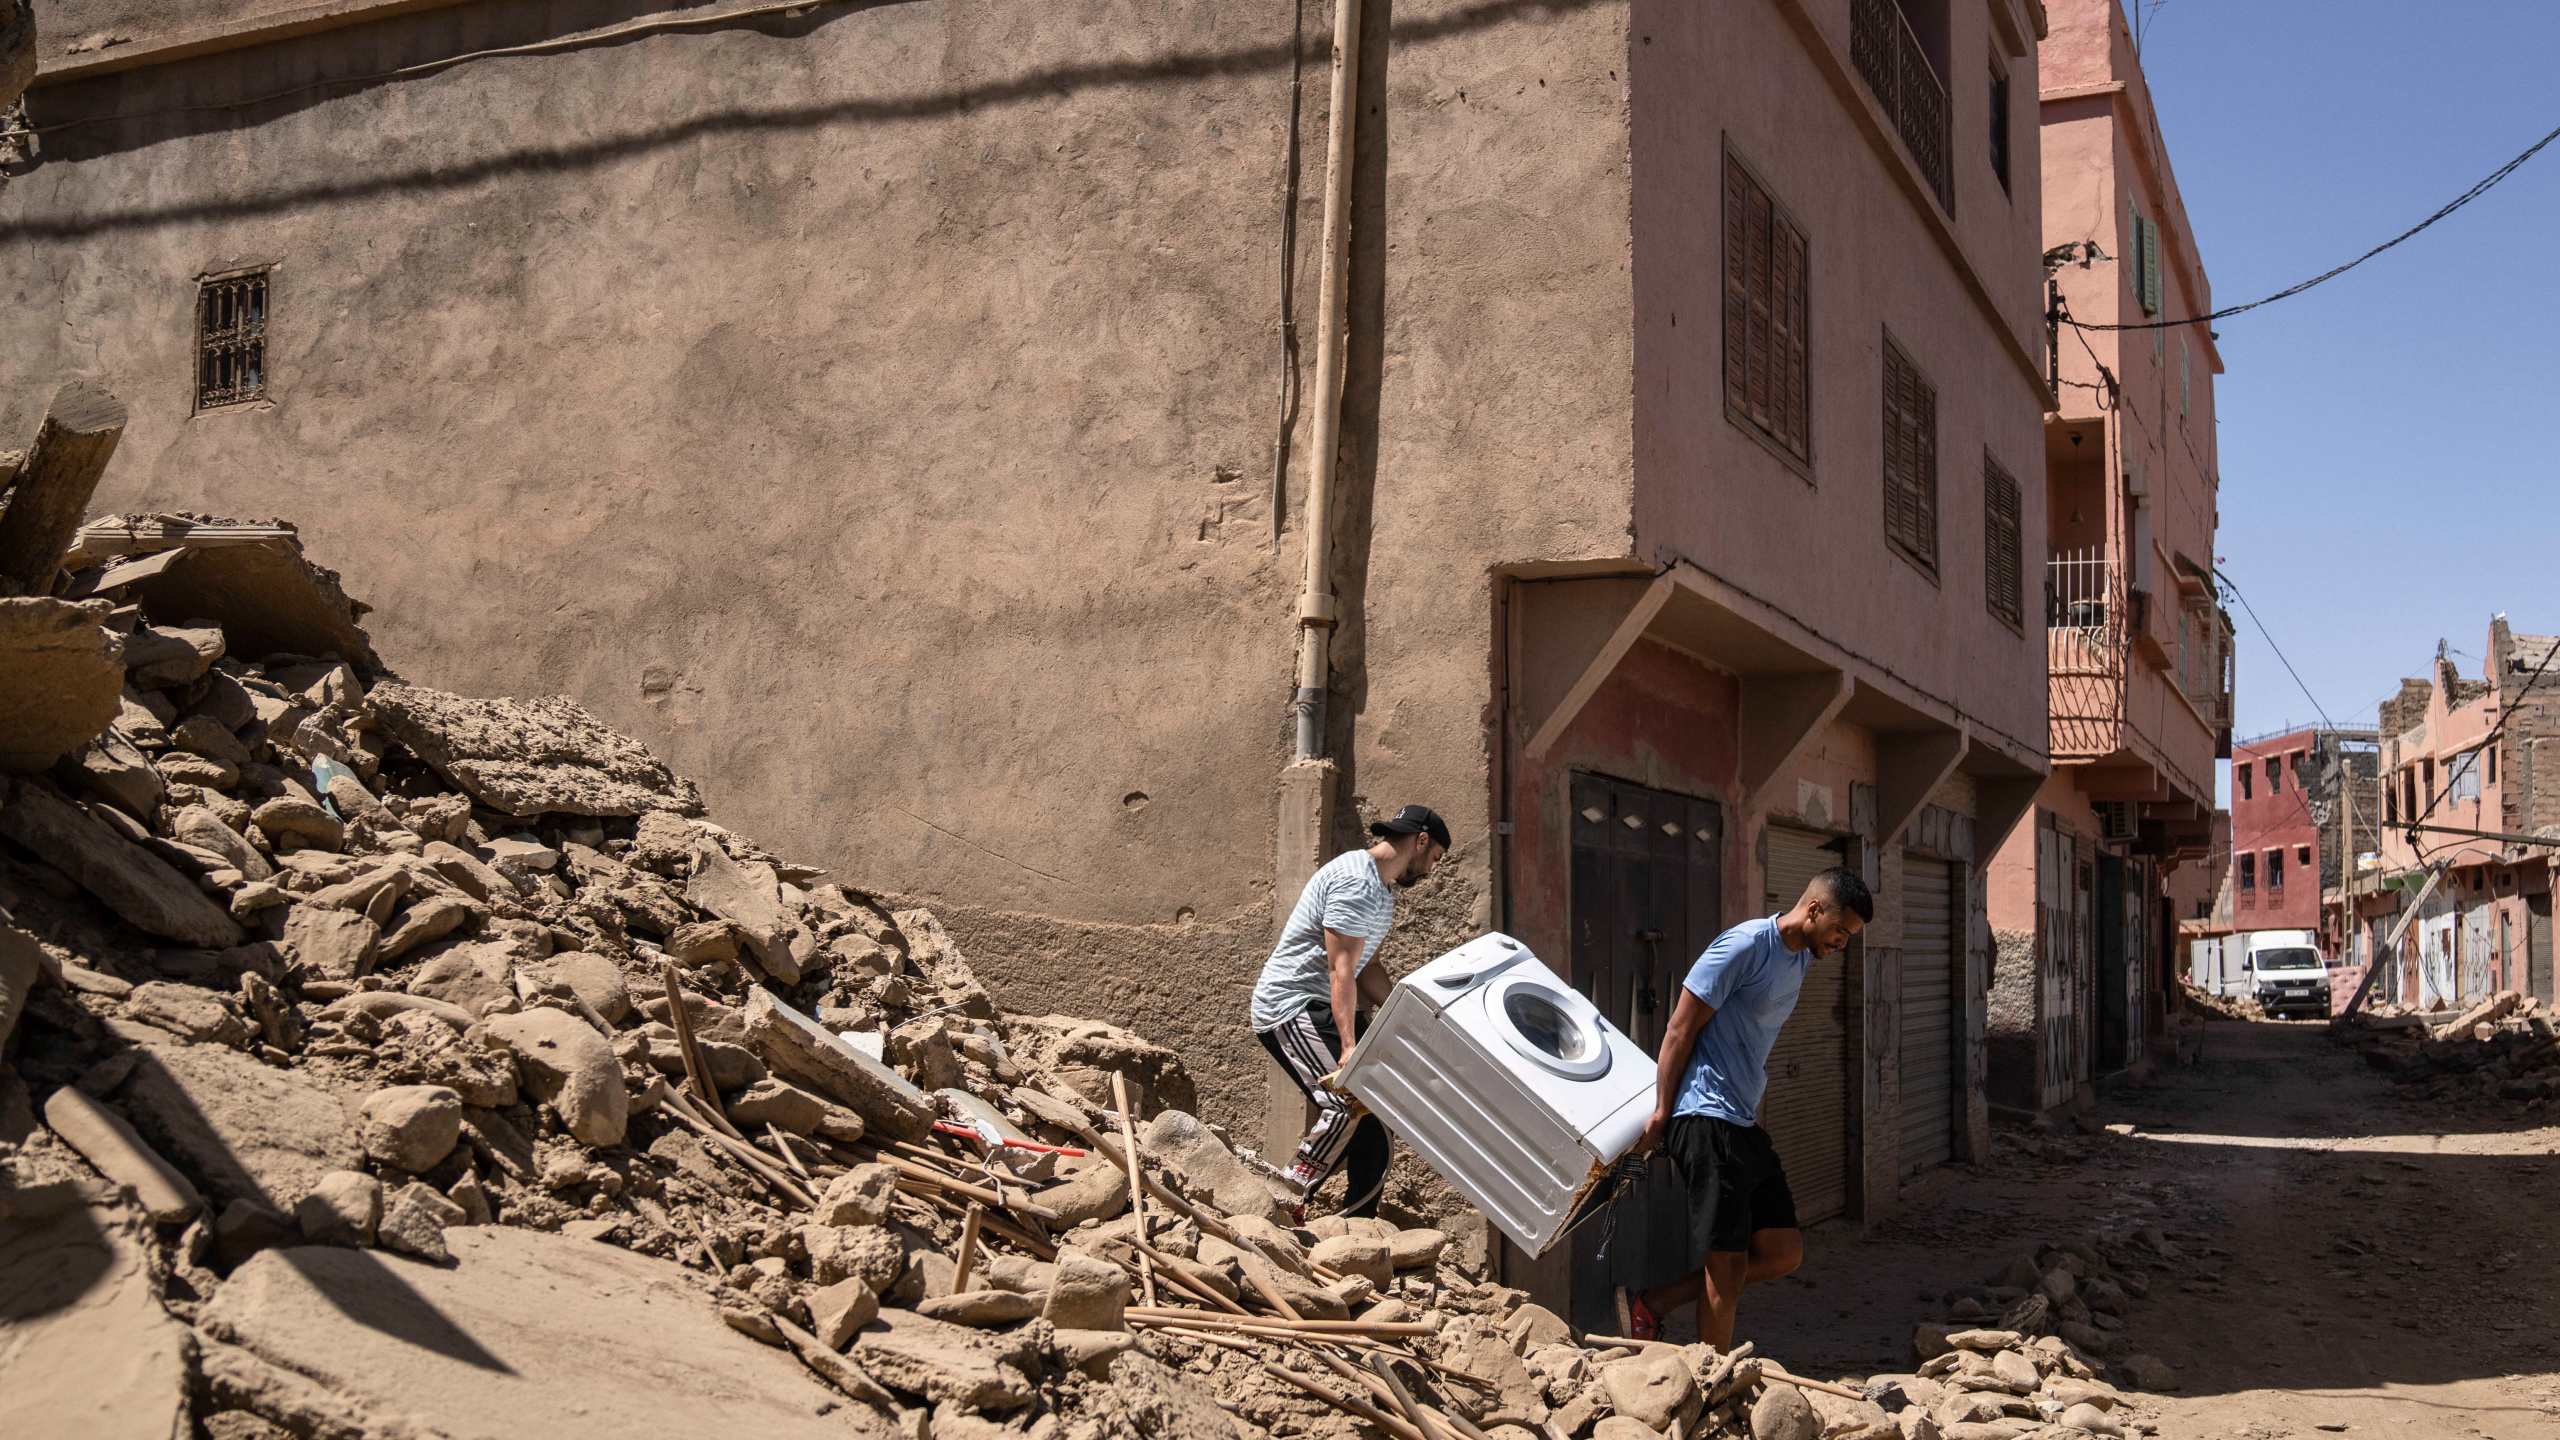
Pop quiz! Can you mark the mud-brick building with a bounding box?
[2337,621,2559,1010]
[1985,0,2229,1120]
[2,0,2052,1313]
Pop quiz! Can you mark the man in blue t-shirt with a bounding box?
[1614,865,1872,1347]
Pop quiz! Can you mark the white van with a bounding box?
[2241,929,2331,1017]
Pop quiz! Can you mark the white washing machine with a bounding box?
[1338,932,1655,1255]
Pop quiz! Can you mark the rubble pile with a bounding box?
[2172,981,2262,1023]
[0,513,2185,1440]
[1902,1226,2188,1435]
[2336,991,2558,1111]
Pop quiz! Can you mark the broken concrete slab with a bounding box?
[1141,1109,1289,1226]
[124,979,253,1046]
[0,917,40,1050]
[71,514,380,671]
[365,684,704,818]
[200,1227,888,1440]
[480,1007,627,1148]
[41,1084,203,1223]
[0,597,122,772]
[739,986,934,1144]
[0,382,127,596]
[0,1178,194,1440]
[170,805,273,881]
[282,905,381,981]
[124,621,225,688]
[66,724,166,820]
[849,1308,1039,1410]
[685,839,796,982]
[109,1025,360,1212]
[0,780,243,946]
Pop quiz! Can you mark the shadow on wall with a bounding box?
[3,0,1614,242]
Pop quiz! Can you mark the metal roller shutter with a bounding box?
[1898,856,1956,1175]
[1760,826,1852,1225]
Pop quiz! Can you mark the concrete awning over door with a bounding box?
[1515,562,2049,854]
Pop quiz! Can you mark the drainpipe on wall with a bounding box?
[1269,0,1364,1162]
[1289,0,1365,768]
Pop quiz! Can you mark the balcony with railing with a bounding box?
[1850,0,1954,213]
[2046,548,2127,759]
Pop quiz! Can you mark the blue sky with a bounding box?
[2131,2,2560,762]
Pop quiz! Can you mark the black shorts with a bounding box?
[1665,1115,1800,1255]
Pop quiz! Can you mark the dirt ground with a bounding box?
[1736,1019,2560,1439]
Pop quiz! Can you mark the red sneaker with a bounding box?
[1613,1286,1661,1343]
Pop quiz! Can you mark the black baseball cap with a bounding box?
[1368,804,1451,851]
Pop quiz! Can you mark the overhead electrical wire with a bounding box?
[2065,119,2560,333]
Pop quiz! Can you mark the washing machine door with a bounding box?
[1483,971,1614,1081]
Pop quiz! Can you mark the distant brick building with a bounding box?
[2228,725,2377,937]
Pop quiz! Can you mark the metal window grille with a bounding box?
[1850,0,1953,211]
[1983,455,2021,628]
[196,271,269,409]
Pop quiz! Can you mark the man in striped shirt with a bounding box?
[1251,804,1450,1220]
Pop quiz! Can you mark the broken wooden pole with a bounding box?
[0,381,127,597]
[1109,1069,1159,1307]
[950,1202,987,1293]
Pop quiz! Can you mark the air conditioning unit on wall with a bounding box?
[2094,801,2138,843]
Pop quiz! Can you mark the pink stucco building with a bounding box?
[2338,620,2559,1009]
[1985,0,2230,1117]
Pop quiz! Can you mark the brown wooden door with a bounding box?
[1566,773,1723,1326]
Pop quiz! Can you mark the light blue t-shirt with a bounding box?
[1672,916,1812,1125]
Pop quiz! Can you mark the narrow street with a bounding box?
[1745,1021,2560,1438]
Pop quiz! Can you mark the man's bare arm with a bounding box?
[1640,989,1716,1152]
[1355,956,1395,1008]
[1323,927,1367,1070]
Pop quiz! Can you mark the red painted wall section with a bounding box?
[1508,639,1744,973]
[2230,728,2321,931]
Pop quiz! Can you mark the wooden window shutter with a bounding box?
[1723,157,1752,421]
[1745,179,1775,429]
[1881,336,1936,571]
[1910,365,1938,568]
[1722,150,1812,467]
[1882,343,1911,547]
[2140,216,2162,315]
[1775,215,1810,460]
[1984,456,2022,628]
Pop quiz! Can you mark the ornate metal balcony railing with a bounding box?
[1850,0,1954,212]
[2047,548,2127,759]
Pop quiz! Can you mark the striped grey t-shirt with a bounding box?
[1250,849,1397,1032]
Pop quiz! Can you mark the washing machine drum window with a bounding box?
[1489,974,1613,1081]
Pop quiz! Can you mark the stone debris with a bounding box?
[2337,991,2560,1112]
[366,683,706,818]
[0,511,2202,1440]
[0,596,123,772]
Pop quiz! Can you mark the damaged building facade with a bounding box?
[2336,619,2560,1010]
[2216,724,2377,947]
[2,0,2060,1316]
[1984,0,2228,1120]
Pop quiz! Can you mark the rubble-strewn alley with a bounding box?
[2,516,2203,1440]
[1741,1019,2560,1440]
